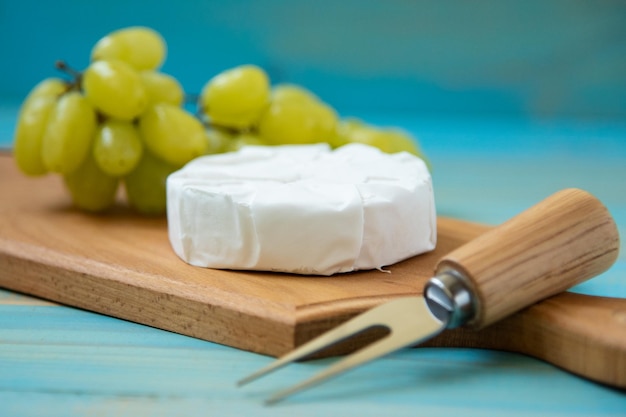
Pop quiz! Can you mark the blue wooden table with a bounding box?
[2,1,626,413]
[1,104,625,416]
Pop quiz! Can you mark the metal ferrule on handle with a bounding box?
[424,269,476,329]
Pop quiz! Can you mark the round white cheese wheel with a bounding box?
[166,143,436,275]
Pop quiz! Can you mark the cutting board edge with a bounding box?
[0,214,494,359]
[0,237,300,356]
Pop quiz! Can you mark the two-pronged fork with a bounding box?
[239,188,620,404]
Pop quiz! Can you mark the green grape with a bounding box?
[200,65,270,129]
[335,118,367,147]
[91,26,166,71]
[340,119,392,149]
[271,83,318,105]
[93,120,144,176]
[13,96,57,176]
[339,119,431,168]
[14,78,69,175]
[225,132,266,152]
[204,128,265,153]
[309,101,339,145]
[140,71,184,107]
[384,129,422,154]
[205,128,232,154]
[383,129,431,169]
[64,151,119,212]
[23,78,67,107]
[138,103,208,167]
[124,151,177,215]
[344,123,389,152]
[83,60,147,120]
[258,99,338,145]
[41,91,97,174]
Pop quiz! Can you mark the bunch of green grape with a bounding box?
[14,27,430,215]
[14,26,208,214]
[197,65,429,164]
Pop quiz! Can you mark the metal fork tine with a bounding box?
[265,297,445,404]
[265,330,412,404]
[238,298,404,387]
[239,297,446,404]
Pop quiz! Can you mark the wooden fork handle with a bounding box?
[436,188,620,328]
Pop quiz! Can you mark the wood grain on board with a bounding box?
[0,153,624,388]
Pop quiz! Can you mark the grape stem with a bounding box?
[54,60,83,88]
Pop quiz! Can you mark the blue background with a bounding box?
[1,0,626,119]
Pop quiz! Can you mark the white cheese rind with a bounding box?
[166,143,436,275]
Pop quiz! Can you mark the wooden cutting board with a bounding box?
[0,153,625,388]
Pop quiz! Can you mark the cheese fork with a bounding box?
[238,188,620,404]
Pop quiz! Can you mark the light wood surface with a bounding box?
[0,154,625,390]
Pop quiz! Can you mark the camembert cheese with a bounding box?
[166,143,435,275]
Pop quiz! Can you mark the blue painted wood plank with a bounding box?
[1,340,624,416]
[1,302,625,416]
